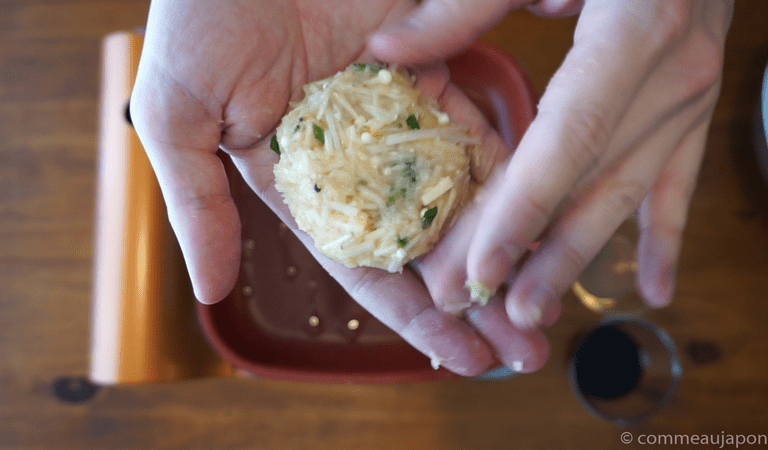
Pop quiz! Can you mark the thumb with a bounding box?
[130,66,241,305]
[369,0,533,64]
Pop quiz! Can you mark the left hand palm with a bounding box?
[131,0,545,376]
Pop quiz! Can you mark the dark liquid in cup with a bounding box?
[573,325,644,399]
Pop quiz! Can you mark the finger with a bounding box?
[130,70,241,304]
[417,206,478,314]
[503,92,717,329]
[417,80,511,313]
[502,17,726,324]
[419,192,501,314]
[637,116,713,307]
[565,13,726,198]
[465,2,691,301]
[636,0,731,307]
[369,0,534,64]
[535,7,726,311]
[539,297,562,328]
[464,297,550,373]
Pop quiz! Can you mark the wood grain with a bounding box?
[2,1,767,449]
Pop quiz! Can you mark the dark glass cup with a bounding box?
[567,315,682,427]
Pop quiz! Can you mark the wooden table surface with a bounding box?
[2,2,768,449]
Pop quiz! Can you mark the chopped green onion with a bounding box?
[422,206,438,229]
[397,236,409,247]
[406,114,420,130]
[313,124,325,144]
[352,63,381,73]
[270,135,280,155]
[386,186,409,207]
[359,180,368,186]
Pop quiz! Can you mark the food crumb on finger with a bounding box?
[465,279,492,305]
[428,351,444,370]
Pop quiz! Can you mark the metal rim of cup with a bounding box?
[759,61,768,185]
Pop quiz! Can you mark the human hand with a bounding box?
[371,0,733,328]
[130,0,549,376]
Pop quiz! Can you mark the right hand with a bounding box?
[372,0,732,330]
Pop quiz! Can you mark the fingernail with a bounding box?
[468,243,521,297]
[508,286,552,329]
[656,264,677,307]
[442,300,473,316]
[376,18,421,38]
